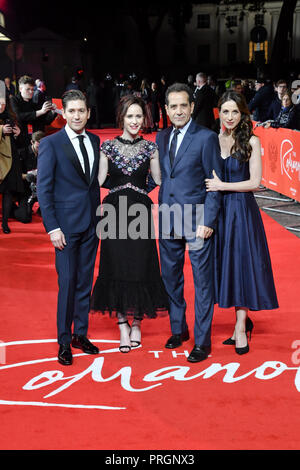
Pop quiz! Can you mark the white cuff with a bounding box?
[48,228,61,235]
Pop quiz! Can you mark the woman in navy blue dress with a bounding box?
[205,91,278,355]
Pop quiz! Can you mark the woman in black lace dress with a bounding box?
[90,95,169,352]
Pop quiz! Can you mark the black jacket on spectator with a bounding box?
[32,89,47,108]
[10,93,56,145]
[248,83,275,122]
[268,96,282,120]
[19,144,38,206]
[192,84,218,129]
[243,86,255,104]
[270,105,297,130]
[20,144,37,173]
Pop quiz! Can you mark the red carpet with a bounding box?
[1,129,300,450]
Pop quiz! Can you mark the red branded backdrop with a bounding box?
[254,125,300,202]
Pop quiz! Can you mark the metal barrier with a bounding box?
[255,186,300,232]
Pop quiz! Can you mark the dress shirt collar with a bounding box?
[171,118,192,138]
[65,123,87,141]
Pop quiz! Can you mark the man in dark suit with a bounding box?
[37,90,100,365]
[156,83,223,363]
[248,78,275,122]
[192,72,217,130]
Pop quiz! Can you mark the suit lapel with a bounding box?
[171,120,196,171]
[162,127,172,172]
[87,131,99,185]
[62,128,100,186]
[61,129,87,184]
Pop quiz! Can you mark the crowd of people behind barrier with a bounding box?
[0,70,300,234]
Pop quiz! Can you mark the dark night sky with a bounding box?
[11,0,124,39]
[11,0,184,37]
[10,0,199,39]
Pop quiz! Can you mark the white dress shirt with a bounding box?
[169,118,192,157]
[64,124,94,176]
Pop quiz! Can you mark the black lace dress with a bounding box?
[90,136,169,319]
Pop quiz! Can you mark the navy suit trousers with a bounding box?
[159,234,214,347]
[55,224,99,344]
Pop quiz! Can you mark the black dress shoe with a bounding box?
[165,329,190,349]
[71,335,99,354]
[58,344,73,366]
[187,344,211,363]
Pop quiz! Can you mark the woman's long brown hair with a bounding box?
[218,91,254,162]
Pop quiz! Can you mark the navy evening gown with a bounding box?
[214,154,279,311]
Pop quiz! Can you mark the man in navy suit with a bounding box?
[156,83,223,363]
[37,90,100,365]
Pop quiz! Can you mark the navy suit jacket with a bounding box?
[156,119,223,236]
[37,128,100,234]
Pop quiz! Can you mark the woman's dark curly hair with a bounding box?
[218,91,254,162]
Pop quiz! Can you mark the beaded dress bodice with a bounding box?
[101,136,157,195]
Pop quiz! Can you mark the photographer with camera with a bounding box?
[10,75,57,147]
[20,130,45,220]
